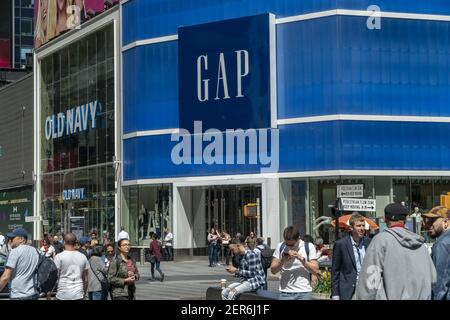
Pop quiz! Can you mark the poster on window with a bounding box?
[34,0,118,49]
[69,216,85,239]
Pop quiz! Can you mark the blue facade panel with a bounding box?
[121,2,450,180]
[123,121,450,180]
[277,16,450,119]
[123,41,179,134]
[122,0,336,45]
[122,0,450,46]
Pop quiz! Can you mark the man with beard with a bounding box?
[423,206,450,300]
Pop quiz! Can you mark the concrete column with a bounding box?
[263,178,281,248]
[192,188,206,248]
[173,186,193,250]
[375,176,391,217]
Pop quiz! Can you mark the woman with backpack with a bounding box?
[108,238,140,300]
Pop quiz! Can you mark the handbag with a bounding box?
[89,259,109,292]
[145,252,156,264]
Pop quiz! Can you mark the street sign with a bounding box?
[339,198,376,212]
[337,184,364,198]
[42,220,49,226]
[25,216,41,222]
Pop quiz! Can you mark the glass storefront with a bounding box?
[122,185,172,247]
[41,165,115,239]
[39,24,115,238]
[282,176,450,244]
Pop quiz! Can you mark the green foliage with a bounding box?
[313,269,331,294]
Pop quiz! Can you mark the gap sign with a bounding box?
[178,14,275,132]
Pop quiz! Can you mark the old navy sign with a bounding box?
[178,14,276,132]
[44,100,100,140]
[63,188,86,201]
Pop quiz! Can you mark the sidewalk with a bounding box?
[135,258,281,300]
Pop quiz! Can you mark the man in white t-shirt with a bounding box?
[118,226,130,241]
[54,233,89,300]
[271,226,319,300]
[164,229,174,261]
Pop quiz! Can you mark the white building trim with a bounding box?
[277,114,450,125]
[122,35,178,52]
[120,9,450,51]
[123,128,180,140]
[122,170,450,187]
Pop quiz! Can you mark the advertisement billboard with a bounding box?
[34,0,117,49]
[0,0,12,68]
[0,187,34,239]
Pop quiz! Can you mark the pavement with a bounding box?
[135,257,281,300]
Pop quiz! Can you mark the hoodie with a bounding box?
[355,227,436,300]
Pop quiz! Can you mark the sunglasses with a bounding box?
[107,251,114,253]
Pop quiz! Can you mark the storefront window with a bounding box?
[41,165,115,241]
[309,177,374,243]
[39,24,115,239]
[123,185,172,247]
[40,25,115,173]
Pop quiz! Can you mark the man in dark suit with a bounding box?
[331,212,371,300]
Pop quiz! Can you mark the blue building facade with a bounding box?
[34,1,450,250]
[119,0,450,251]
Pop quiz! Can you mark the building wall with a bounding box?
[122,1,450,181]
[0,73,33,189]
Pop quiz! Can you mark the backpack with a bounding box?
[34,248,58,293]
[259,245,273,269]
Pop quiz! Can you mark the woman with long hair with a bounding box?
[149,234,165,282]
[207,227,219,267]
[34,0,48,47]
[107,239,140,300]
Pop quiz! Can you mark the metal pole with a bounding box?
[335,215,339,241]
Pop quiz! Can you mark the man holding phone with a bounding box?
[271,226,319,300]
[221,238,266,300]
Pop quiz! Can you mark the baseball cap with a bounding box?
[384,203,408,221]
[80,236,91,245]
[422,206,450,219]
[6,227,28,240]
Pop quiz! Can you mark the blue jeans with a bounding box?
[221,281,253,300]
[151,260,163,277]
[10,294,39,300]
[279,291,312,300]
[208,243,216,266]
[89,291,104,300]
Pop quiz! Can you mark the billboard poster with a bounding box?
[0,39,11,68]
[69,216,85,239]
[34,0,115,49]
[0,188,34,239]
[0,0,12,68]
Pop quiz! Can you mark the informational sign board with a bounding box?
[339,198,376,212]
[337,184,364,198]
[69,216,85,239]
[0,188,33,238]
[25,216,41,222]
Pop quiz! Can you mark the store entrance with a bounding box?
[202,184,262,240]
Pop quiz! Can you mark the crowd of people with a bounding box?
[0,226,146,300]
[0,201,448,301]
[219,202,450,300]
